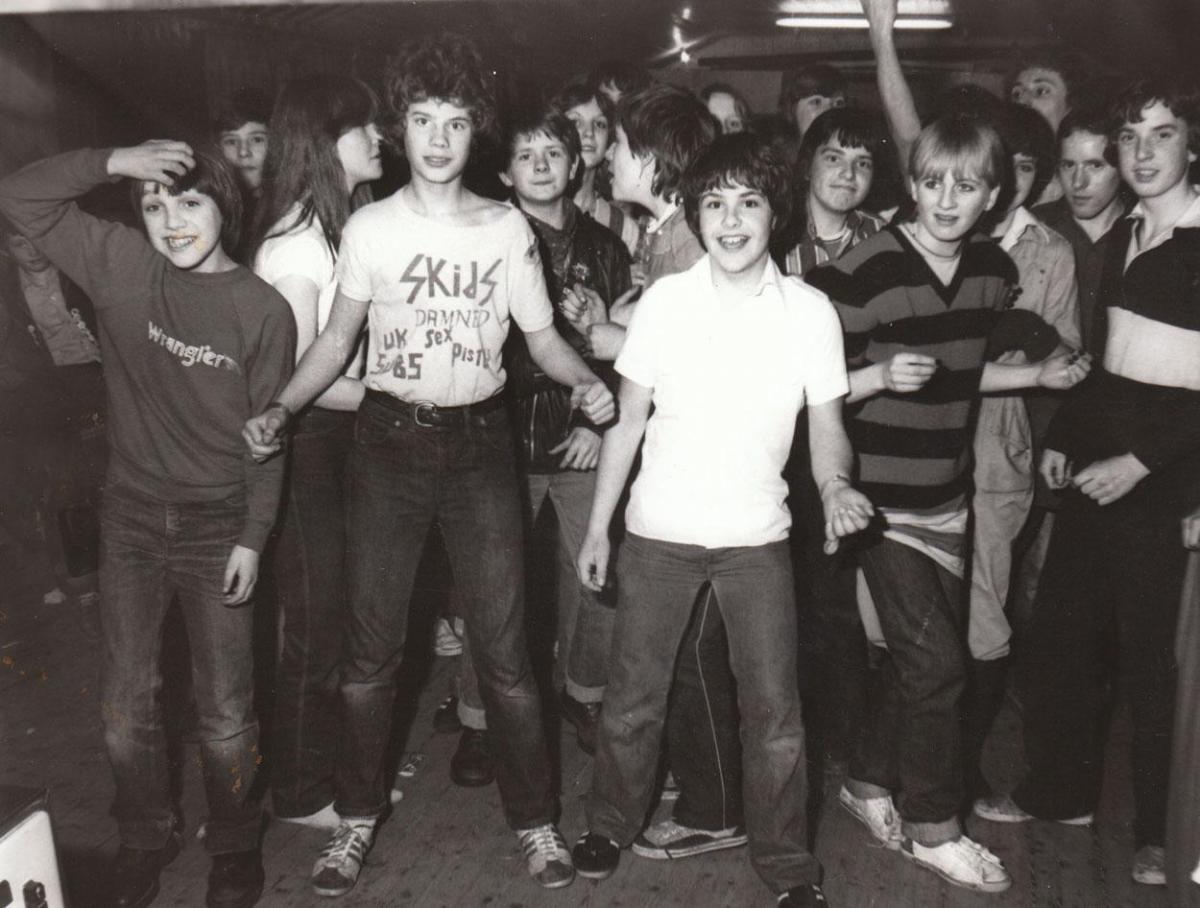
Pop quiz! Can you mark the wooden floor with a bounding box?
[0,544,1172,908]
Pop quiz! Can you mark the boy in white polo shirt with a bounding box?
[570,133,873,908]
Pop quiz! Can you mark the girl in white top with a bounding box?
[247,74,382,826]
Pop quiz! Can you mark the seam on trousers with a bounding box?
[694,585,729,830]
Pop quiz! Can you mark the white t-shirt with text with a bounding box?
[336,191,554,406]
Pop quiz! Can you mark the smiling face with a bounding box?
[501,130,578,208]
[565,98,611,171]
[1011,67,1070,132]
[337,122,384,190]
[139,185,231,273]
[794,93,845,138]
[808,136,874,219]
[218,121,269,191]
[1058,130,1122,221]
[606,124,655,207]
[706,92,745,135]
[403,99,474,185]
[698,181,773,281]
[909,168,1000,253]
[1117,100,1198,202]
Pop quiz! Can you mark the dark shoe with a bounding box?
[632,820,748,859]
[558,690,600,755]
[778,883,827,906]
[112,832,182,908]
[432,694,462,735]
[572,832,619,879]
[450,729,494,787]
[206,850,264,908]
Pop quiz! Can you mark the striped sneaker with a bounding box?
[311,819,375,898]
[517,823,574,889]
[632,820,747,859]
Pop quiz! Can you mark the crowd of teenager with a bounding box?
[2,0,1200,905]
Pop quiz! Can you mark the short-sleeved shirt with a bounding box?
[336,191,554,406]
[616,255,848,548]
[255,204,363,379]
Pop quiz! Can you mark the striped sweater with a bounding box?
[1046,216,1200,476]
[807,225,1055,513]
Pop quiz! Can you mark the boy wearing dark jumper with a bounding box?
[975,77,1200,889]
[0,141,295,908]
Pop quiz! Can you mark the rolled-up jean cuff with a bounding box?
[565,678,604,704]
[846,778,891,801]
[902,816,962,846]
[457,700,487,731]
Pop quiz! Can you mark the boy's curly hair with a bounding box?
[382,32,499,149]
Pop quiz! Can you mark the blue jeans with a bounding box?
[849,536,965,844]
[588,534,819,893]
[334,394,555,829]
[98,482,262,854]
[270,408,354,818]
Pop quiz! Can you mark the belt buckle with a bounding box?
[413,402,437,428]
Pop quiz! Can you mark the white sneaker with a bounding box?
[517,823,574,889]
[1132,845,1166,886]
[838,786,901,850]
[901,835,1011,893]
[434,617,463,657]
[311,820,376,898]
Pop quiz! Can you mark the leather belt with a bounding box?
[365,389,505,428]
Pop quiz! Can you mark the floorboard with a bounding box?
[0,566,1174,908]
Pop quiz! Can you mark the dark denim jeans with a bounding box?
[588,534,819,893]
[334,394,555,830]
[666,587,744,831]
[270,408,354,818]
[849,535,966,844]
[457,468,615,728]
[98,482,262,854]
[1014,475,1194,847]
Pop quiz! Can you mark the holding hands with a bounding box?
[1036,350,1092,390]
[242,403,291,462]
[1040,448,1150,506]
[820,475,875,554]
[571,380,615,425]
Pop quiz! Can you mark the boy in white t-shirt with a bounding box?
[243,34,614,897]
[569,133,873,908]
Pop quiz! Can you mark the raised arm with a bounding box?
[863,0,922,171]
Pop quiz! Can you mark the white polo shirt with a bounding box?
[616,255,848,548]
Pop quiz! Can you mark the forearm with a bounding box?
[809,415,856,490]
[526,326,600,387]
[980,361,1041,392]
[585,413,646,536]
[0,148,111,238]
[846,363,886,403]
[240,456,286,551]
[869,23,921,169]
[312,375,365,412]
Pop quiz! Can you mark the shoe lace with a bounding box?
[319,824,369,869]
[959,836,1001,867]
[521,825,567,860]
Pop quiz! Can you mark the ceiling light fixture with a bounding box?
[775,0,952,29]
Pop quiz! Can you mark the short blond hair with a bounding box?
[909,113,1005,189]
